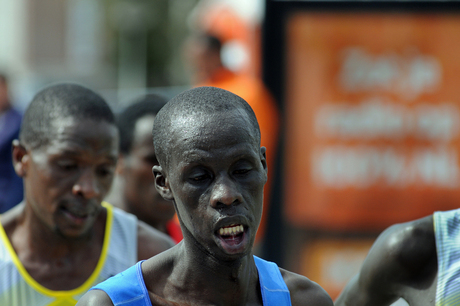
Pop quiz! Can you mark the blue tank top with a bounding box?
[92,255,291,306]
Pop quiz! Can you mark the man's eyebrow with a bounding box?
[54,150,119,162]
[180,150,210,161]
[53,149,81,157]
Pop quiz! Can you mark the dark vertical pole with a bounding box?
[260,0,286,265]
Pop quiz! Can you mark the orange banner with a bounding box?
[300,238,374,299]
[284,13,460,231]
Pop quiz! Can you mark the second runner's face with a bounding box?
[161,109,267,259]
[122,115,176,226]
[22,117,119,238]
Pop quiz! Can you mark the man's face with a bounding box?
[18,117,119,238]
[158,109,267,260]
[121,115,175,227]
[183,38,221,84]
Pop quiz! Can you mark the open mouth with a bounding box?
[217,224,245,246]
[60,207,90,224]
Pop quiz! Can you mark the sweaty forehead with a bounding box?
[45,117,119,153]
[169,109,257,151]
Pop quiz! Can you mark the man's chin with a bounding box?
[215,231,253,258]
[54,223,95,240]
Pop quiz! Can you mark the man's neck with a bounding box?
[166,242,262,305]
[2,203,106,290]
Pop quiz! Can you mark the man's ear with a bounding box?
[260,146,268,174]
[12,140,29,177]
[153,165,174,201]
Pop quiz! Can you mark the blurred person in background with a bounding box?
[0,73,23,213]
[183,33,280,245]
[0,83,174,306]
[105,94,182,243]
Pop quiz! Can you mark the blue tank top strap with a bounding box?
[91,260,152,306]
[254,255,292,306]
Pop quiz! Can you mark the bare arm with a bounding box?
[137,220,175,261]
[76,289,114,306]
[281,269,334,306]
[335,215,436,306]
[334,230,400,306]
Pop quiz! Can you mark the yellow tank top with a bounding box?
[0,202,138,306]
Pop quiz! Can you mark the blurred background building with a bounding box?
[1,0,198,110]
[0,0,264,110]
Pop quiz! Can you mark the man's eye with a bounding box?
[234,168,251,175]
[58,162,78,171]
[190,174,209,182]
[97,166,114,177]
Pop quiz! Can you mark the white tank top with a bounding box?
[434,208,460,306]
[0,202,137,306]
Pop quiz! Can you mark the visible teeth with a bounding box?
[219,224,244,236]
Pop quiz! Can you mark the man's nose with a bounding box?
[210,175,243,208]
[72,168,100,199]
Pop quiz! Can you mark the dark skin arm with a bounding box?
[282,269,334,306]
[335,215,437,306]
